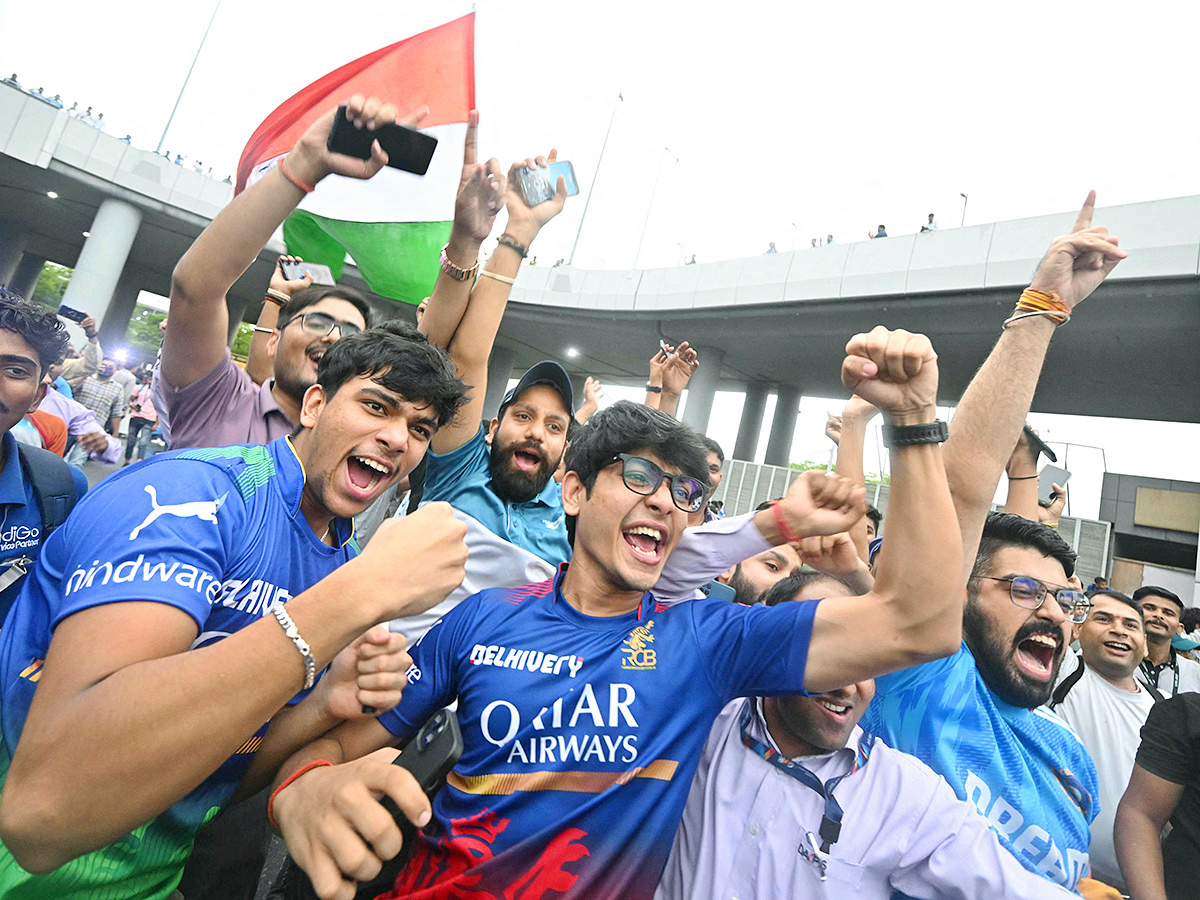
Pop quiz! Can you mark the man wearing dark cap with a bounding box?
[394,359,574,641]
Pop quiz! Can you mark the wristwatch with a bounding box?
[881,420,949,448]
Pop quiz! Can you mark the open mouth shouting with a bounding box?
[511,444,544,473]
[623,523,667,565]
[345,454,393,498]
[1014,630,1062,681]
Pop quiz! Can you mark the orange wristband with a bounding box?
[770,500,800,545]
[277,158,315,194]
[267,759,332,829]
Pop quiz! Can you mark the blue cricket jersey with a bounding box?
[375,567,819,900]
[0,437,357,900]
[423,425,570,566]
[860,642,1099,890]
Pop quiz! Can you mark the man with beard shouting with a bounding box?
[859,191,1126,892]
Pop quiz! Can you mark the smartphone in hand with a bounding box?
[327,105,438,176]
[381,708,463,824]
[279,260,336,286]
[514,161,579,207]
[1038,465,1071,507]
[58,304,88,323]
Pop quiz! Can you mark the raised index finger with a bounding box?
[463,110,478,166]
[1071,190,1097,233]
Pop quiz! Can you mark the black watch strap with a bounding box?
[881,420,948,448]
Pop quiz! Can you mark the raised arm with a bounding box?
[658,341,698,418]
[59,316,100,382]
[417,111,504,352]
[943,191,1125,580]
[162,96,422,390]
[247,256,313,384]
[831,394,878,561]
[804,327,964,692]
[431,151,568,454]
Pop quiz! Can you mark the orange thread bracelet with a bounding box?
[267,759,332,829]
[770,500,800,545]
[277,158,315,194]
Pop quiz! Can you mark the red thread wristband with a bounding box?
[770,500,800,545]
[267,759,332,829]
[277,158,315,194]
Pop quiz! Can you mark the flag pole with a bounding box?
[567,91,622,266]
[157,0,222,153]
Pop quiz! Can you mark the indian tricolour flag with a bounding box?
[235,13,474,305]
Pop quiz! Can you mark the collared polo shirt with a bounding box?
[0,433,88,623]
[423,424,570,564]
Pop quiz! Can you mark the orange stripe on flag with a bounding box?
[236,14,475,193]
[447,759,679,796]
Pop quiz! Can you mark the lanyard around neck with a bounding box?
[1140,652,1179,696]
[739,700,874,852]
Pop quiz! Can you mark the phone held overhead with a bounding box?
[326,104,439,176]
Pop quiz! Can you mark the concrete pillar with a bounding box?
[733,382,770,461]
[764,384,801,468]
[0,226,28,285]
[483,344,520,422]
[1194,537,1200,608]
[99,266,145,350]
[681,345,725,434]
[60,197,142,324]
[9,253,46,301]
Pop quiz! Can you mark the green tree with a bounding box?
[30,262,72,309]
[789,458,889,484]
[231,322,255,359]
[125,305,167,355]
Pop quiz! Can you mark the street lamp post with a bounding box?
[960,192,969,227]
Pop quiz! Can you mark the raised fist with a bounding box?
[842,327,938,423]
[775,471,867,541]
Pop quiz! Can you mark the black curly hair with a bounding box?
[0,288,73,374]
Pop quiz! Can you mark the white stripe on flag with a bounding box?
[299,121,467,224]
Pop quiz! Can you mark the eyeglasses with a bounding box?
[607,454,708,513]
[982,576,1092,624]
[285,311,362,339]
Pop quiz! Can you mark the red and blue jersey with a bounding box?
[375,567,819,900]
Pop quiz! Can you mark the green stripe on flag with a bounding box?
[282,210,451,306]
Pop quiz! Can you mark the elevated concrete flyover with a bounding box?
[496,196,1200,426]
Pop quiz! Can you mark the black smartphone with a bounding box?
[279,260,336,286]
[514,160,579,206]
[58,304,88,323]
[326,105,438,176]
[1038,465,1071,506]
[1023,424,1057,464]
[381,708,463,823]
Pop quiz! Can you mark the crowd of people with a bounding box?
[0,93,1195,900]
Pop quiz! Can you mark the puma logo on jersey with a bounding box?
[129,485,228,540]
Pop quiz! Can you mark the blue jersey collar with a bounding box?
[551,563,655,621]
[277,436,354,548]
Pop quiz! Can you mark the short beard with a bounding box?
[726,564,763,605]
[963,598,1062,709]
[273,348,315,406]
[488,439,558,503]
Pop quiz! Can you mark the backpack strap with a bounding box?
[15,442,78,538]
[1139,676,1166,704]
[1049,653,1086,709]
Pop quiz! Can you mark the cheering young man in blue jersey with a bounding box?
[269,326,967,900]
[859,192,1126,892]
[0,322,470,900]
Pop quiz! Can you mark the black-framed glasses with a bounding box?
[607,453,708,513]
[982,576,1091,624]
[285,311,362,339]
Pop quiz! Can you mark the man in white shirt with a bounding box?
[1050,590,1157,891]
[1133,585,1200,697]
[657,572,1074,900]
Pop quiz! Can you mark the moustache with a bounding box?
[1013,620,1063,649]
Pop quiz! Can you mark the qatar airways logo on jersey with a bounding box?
[481,682,642,765]
[469,643,584,678]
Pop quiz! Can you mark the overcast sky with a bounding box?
[5,0,1199,521]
